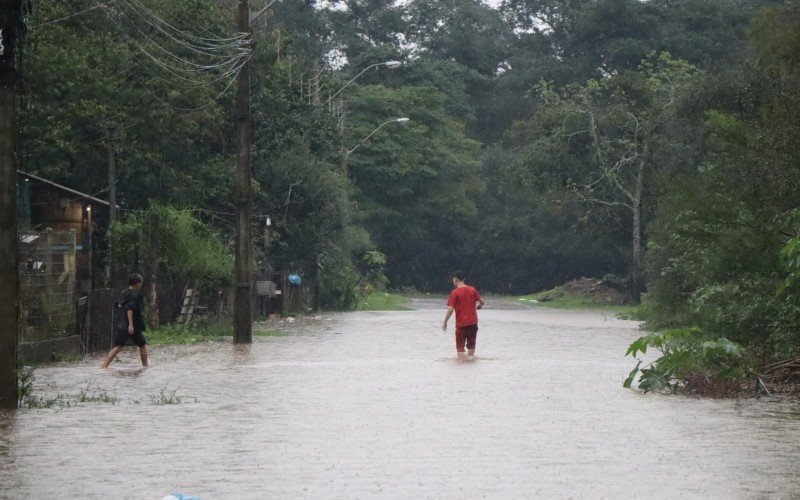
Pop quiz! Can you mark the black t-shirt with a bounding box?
[115,288,146,333]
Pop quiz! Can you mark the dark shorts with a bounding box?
[113,327,147,348]
[455,324,478,352]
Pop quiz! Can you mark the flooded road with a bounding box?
[1,300,799,499]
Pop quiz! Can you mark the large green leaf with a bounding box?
[623,360,642,389]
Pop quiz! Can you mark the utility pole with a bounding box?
[233,0,253,343]
[232,0,278,342]
[106,140,116,225]
[106,139,116,287]
[0,1,23,409]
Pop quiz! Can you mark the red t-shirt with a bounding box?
[447,285,482,328]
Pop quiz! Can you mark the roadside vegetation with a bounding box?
[357,292,413,311]
[17,365,195,407]
[513,278,638,315]
[16,366,118,408]
[147,321,285,345]
[623,328,751,397]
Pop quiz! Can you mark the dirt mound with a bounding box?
[540,277,628,305]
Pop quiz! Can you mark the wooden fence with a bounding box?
[78,288,115,354]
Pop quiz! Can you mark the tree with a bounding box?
[20,0,238,211]
[641,2,800,354]
[110,203,234,328]
[505,53,700,298]
[344,83,483,289]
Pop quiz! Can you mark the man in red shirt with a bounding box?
[442,271,485,360]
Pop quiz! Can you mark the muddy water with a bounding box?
[1,300,799,499]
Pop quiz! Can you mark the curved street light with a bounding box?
[346,117,410,157]
[324,60,403,105]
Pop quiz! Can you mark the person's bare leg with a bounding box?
[457,351,468,361]
[101,346,122,368]
[139,346,149,367]
[467,349,475,359]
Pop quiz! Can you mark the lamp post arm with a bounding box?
[325,62,383,105]
[346,119,396,156]
[251,0,280,24]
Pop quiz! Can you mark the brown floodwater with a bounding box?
[1,299,799,499]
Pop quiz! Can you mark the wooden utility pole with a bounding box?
[147,210,160,330]
[106,140,116,224]
[0,1,23,409]
[106,139,116,286]
[233,0,253,343]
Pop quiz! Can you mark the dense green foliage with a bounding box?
[639,2,800,360]
[109,203,233,289]
[17,0,800,365]
[109,203,233,325]
[624,328,746,394]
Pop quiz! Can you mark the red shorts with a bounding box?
[455,324,478,352]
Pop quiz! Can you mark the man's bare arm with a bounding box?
[476,297,485,310]
[442,307,455,331]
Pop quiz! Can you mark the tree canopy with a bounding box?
[18,0,800,357]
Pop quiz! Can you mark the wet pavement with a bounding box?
[1,299,800,499]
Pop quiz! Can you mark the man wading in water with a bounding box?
[101,273,149,368]
[442,271,485,360]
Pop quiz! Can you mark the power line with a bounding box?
[98,0,251,110]
[110,5,249,83]
[123,0,247,45]
[29,1,116,30]
[121,0,249,58]
[114,3,250,72]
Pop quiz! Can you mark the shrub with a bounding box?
[317,247,362,310]
[624,327,747,395]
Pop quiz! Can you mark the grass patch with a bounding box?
[51,352,85,364]
[149,387,197,405]
[253,329,288,337]
[148,322,284,345]
[147,323,232,345]
[357,291,412,311]
[18,369,119,408]
[513,289,638,315]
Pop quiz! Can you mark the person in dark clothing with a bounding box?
[101,273,149,368]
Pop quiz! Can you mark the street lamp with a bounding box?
[346,118,410,156]
[324,60,403,105]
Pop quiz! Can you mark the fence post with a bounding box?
[44,228,53,334]
[67,229,76,319]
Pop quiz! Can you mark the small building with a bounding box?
[16,171,115,360]
[17,170,113,293]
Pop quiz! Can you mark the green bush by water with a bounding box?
[513,289,637,315]
[147,322,284,345]
[624,327,748,395]
[357,292,412,311]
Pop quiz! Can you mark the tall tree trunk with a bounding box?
[147,212,160,330]
[0,1,22,409]
[630,159,646,302]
